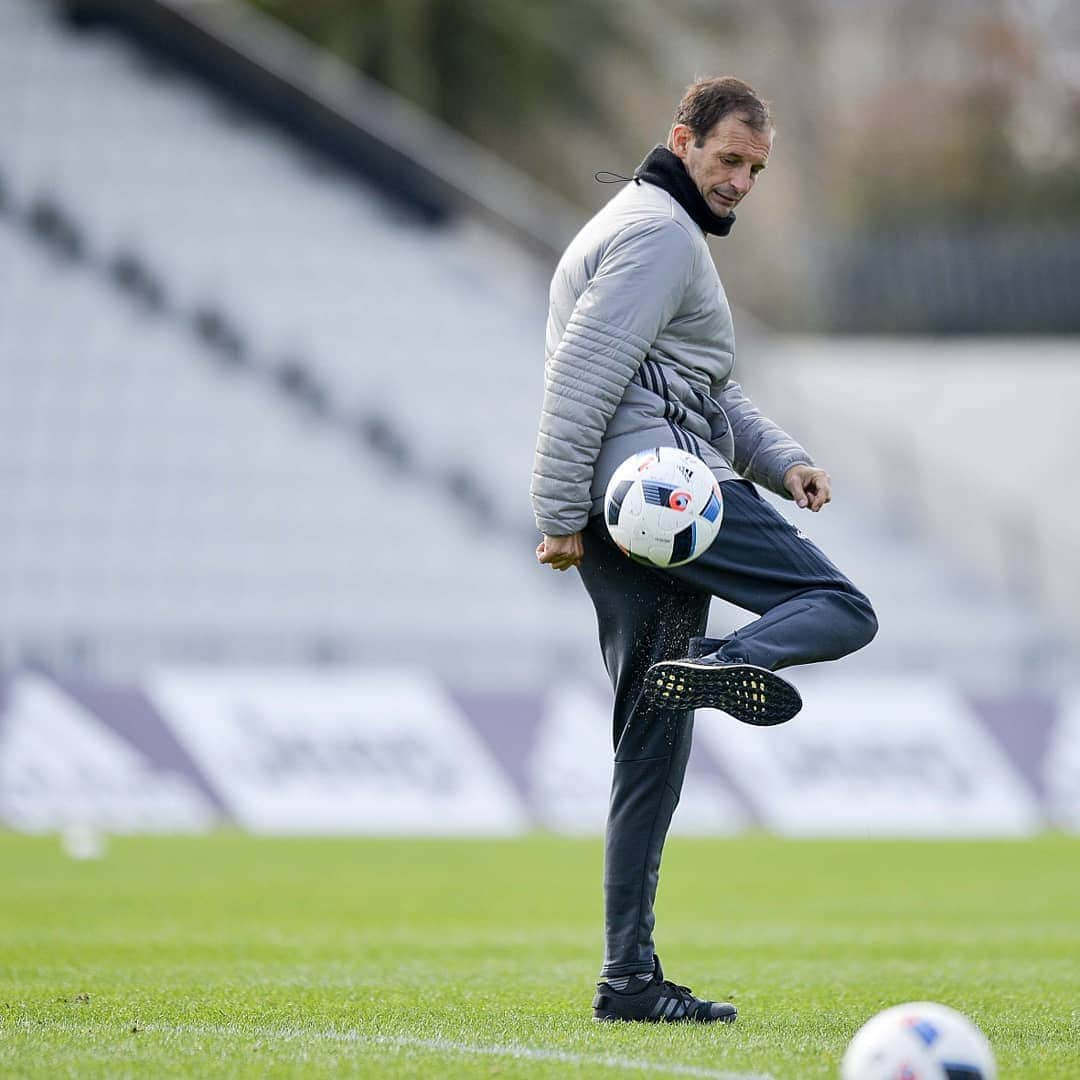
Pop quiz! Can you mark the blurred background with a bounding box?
[2,0,1078,838]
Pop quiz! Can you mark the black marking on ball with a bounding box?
[670,521,696,564]
[607,479,634,526]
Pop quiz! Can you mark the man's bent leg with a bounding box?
[669,480,878,671]
[578,517,710,977]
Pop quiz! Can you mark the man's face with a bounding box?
[670,115,772,218]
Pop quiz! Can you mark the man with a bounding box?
[530,77,877,1024]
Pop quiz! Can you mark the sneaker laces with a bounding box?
[660,979,697,1005]
[650,958,701,1006]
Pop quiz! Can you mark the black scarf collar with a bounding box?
[633,145,735,237]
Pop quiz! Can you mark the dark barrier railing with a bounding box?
[828,226,1080,334]
[61,0,578,260]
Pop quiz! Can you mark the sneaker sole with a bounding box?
[643,661,801,725]
[592,1009,737,1024]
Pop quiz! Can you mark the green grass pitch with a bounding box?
[1,831,1078,1078]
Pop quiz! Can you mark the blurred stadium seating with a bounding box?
[752,336,1080,665]
[0,0,599,688]
[1,0,1073,697]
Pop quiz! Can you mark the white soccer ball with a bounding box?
[603,447,723,568]
[841,1001,997,1080]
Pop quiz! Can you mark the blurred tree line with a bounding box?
[247,0,1080,332]
[247,0,644,196]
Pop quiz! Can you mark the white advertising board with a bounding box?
[694,676,1043,836]
[531,683,750,835]
[1044,688,1080,831]
[0,674,217,832]
[145,668,528,835]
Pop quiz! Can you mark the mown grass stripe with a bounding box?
[148,1023,777,1079]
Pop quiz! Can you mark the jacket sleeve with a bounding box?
[716,378,814,499]
[531,219,695,536]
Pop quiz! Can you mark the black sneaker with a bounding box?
[592,956,737,1024]
[686,636,730,660]
[642,639,801,726]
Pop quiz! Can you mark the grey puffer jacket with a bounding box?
[530,177,813,538]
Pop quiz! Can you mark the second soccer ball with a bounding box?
[604,447,723,568]
[841,1001,997,1080]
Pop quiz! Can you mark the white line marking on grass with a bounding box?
[365,1033,776,1079]
[150,1023,778,1080]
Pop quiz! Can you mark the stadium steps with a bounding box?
[0,0,1064,689]
[0,0,548,510]
[0,216,593,684]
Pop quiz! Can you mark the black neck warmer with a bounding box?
[633,145,735,237]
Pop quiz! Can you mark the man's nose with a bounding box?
[730,166,753,194]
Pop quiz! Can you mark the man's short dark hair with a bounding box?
[673,77,772,145]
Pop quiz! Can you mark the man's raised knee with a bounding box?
[847,590,878,651]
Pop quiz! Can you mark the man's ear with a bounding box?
[669,123,693,160]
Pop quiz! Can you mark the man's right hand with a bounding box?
[536,532,584,572]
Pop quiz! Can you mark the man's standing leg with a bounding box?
[578,518,710,977]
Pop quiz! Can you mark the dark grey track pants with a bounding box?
[577,479,877,976]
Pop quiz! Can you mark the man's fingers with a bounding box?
[537,532,584,570]
[537,543,559,565]
[786,466,832,512]
[809,476,832,511]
